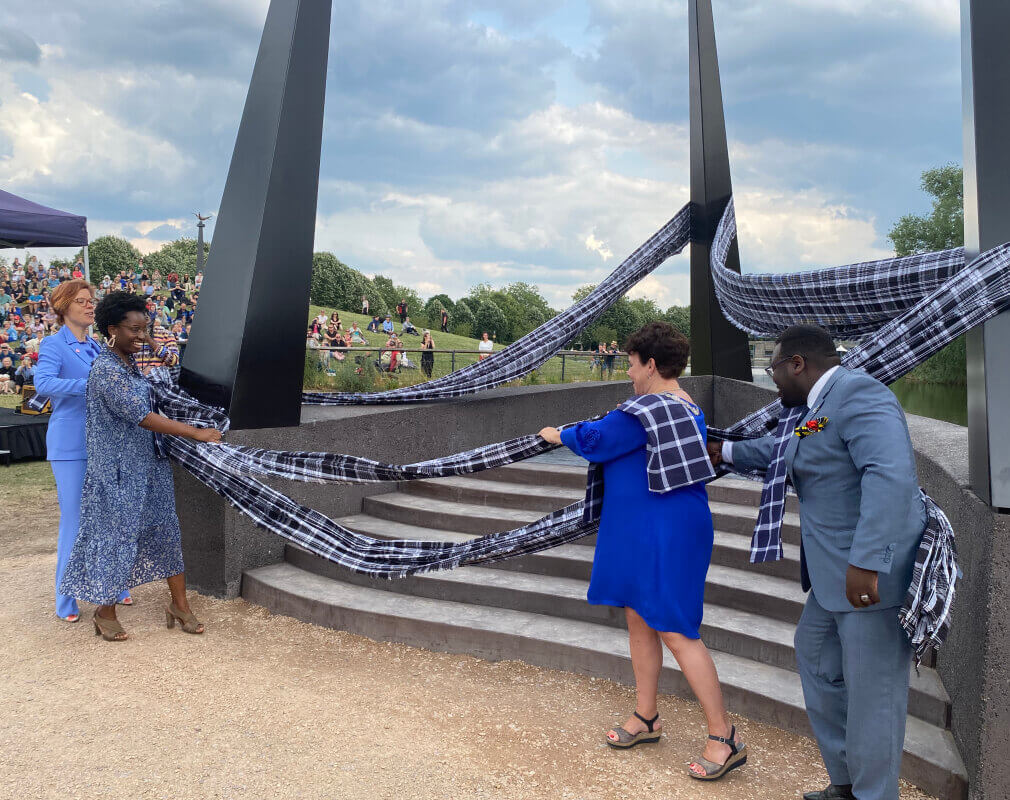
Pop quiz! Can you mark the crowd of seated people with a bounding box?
[0,255,202,394]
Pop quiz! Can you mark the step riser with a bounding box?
[481,465,586,490]
[362,494,802,546]
[400,478,800,518]
[402,480,582,512]
[477,467,800,513]
[284,544,946,729]
[243,571,963,800]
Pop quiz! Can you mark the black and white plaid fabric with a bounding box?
[748,405,806,563]
[582,393,714,523]
[302,205,692,405]
[704,199,1005,658]
[709,197,968,339]
[900,493,959,664]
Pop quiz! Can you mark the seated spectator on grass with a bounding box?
[0,287,11,307]
[382,315,394,334]
[0,356,16,393]
[478,332,494,361]
[172,321,188,351]
[332,331,348,361]
[306,329,325,371]
[194,271,204,290]
[14,356,35,392]
[314,311,328,330]
[134,320,180,374]
[176,303,193,325]
[0,342,15,365]
[329,311,342,330]
[348,322,366,344]
[367,315,381,333]
[4,321,20,347]
[166,271,179,289]
[72,258,85,279]
[401,316,420,335]
[27,289,43,315]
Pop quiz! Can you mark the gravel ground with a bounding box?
[0,472,934,800]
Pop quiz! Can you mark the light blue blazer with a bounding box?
[34,325,102,461]
[732,367,926,612]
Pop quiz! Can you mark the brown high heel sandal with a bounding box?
[92,611,128,642]
[165,603,205,634]
[688,725,747,781]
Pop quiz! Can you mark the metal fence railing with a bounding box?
[306,346,629,384]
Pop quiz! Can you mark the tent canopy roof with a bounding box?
[0,189,88,249]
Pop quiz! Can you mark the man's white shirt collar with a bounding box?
[721,364,840,466]
[807,365,840,410]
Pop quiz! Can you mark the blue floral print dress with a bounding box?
[58,347,185,604]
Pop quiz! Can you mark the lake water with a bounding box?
[748,371,967,427]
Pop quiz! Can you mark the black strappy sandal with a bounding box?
[605,711,662,749]
[687,724,747,780]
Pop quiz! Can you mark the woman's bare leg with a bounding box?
[608,607,664,740]
[659,631,741,771]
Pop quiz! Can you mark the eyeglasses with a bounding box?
[764,355,801,377]
[72,298,96,307]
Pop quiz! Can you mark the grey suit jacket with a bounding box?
[732,367,926,612]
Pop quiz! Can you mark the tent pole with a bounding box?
[83,245,90,284]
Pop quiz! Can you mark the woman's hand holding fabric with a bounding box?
[538,426,562,445]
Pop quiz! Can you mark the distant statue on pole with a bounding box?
[194,212,212,274]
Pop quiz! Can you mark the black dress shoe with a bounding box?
[803,785,855,800]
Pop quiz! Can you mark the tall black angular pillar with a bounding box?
[180,0,331,429]
[962,0,1010,508]
[688,0,752,380]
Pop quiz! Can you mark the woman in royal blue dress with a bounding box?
[59,292,222,642]
[539,322,746,781]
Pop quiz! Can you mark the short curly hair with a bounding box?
[94,291,149,337]
[49,279,94,323]
[624,321,690,379]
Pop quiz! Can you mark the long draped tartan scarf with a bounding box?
[582,393,714,524]
[34,192,1004,660]
[704,200,1000,662]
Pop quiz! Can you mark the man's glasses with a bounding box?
[72,298,96,307]
[764,355,801,378]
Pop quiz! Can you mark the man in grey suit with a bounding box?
[708,325,925,800]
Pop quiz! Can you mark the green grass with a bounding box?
[0,395,19,409]
[303,305,629,392]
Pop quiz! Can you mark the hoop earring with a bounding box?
[107,334,116,349]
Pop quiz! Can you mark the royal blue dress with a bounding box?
[560,405,714,637]
[58,348,185,605]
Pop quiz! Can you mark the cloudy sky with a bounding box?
[0,1,962,307]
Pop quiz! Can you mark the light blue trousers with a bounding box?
[794,593,911,800]
[51,460,129,617]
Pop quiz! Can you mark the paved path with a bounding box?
[0,474,933,800]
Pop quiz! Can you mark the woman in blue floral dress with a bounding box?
[59,292,222,641]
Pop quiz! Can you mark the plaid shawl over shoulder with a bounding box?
[582,393,714,523]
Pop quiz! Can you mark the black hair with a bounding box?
[94,291,148,337]
[775,324,839,365]
[624,321,690,378]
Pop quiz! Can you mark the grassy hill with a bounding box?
[303,304,623,392]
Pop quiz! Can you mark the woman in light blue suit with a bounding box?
[35,279,131,622]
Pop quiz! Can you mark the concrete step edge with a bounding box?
[242,563,967,800]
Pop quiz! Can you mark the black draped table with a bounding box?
[0,408,48,462]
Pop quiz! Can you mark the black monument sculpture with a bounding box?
[688,0,753,381]
[179,0,331,429]
[962,0,1010,510]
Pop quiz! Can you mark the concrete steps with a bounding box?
[243,562,967,800]
[241,464,966,800]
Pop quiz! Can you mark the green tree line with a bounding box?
[888,164,965,385]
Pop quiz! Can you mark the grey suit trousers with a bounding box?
[794,594,912,800]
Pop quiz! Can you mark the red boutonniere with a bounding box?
[794,416,829,438]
